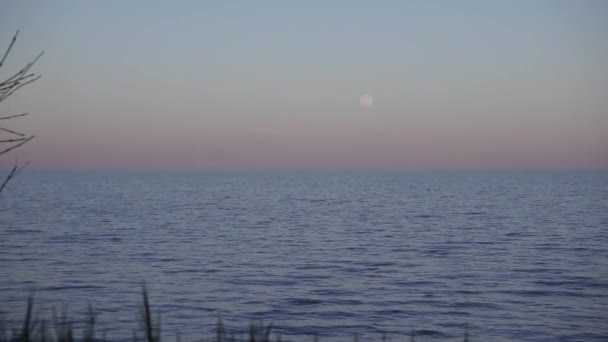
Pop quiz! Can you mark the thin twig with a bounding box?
[0,135,34,155]
[0,74,37,92]
[0,30,18,69]
[0,113,28,120]
[0,137,27,143]
[0,51,44,86]
[0,31,42,195]
[0,161,29,193]
[0,75,42,102]
[0,126,25,136]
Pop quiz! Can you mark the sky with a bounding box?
[0,0,607,170]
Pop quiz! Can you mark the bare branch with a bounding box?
[0,30,19,69]
[0,73,36,89]
[0,75,37,93]
[0,135,34,155]
[0,160,30,193]
[0,75,42,102]
[0,127,26,137]
[0,51,44,87]
[0,164,18,193]
[0,113,28,120]
[0,31,42,194]
[0,137,27,143]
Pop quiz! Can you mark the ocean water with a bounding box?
[1,171,607,341]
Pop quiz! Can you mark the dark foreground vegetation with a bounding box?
[1,288,470,342]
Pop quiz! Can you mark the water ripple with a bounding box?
[1,171,607,341]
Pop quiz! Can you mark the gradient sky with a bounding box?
[1,0,607,170]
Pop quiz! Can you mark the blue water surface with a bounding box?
[1,171,607,341]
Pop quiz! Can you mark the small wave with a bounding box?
[397,299,443,307]
[42,284,105,291]
[558,332,608,341]
[289,274,332,280]
[345,246,367,251]
[413,214,435,219]
[388,280,439,287]
[237,279,297,286]
[534,280,581,287]
[157,258,179,262]
[451,289,479,295]
[359,261,396,267]
[473,241,495,245]
[161,303,218,313]
[310,289,356,296]
[448,301,502,310]
[342,267,367,273]
[511,267,565,274]
[286,298,323,305]
[295,264,339,271]
[372,309,407,315]
[4,229,41,234]
[164,268,218,274]
[329,299,363,305]
[412,329,450,337]
[505,232,533,237]
[494,289,599,298]
[0,257,42,263]
[422,249,450,256]
[437,311,471,317]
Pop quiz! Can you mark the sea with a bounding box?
[1,170,607,341]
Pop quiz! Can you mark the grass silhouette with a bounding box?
[1,287,470,342]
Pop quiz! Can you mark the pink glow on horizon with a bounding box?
[9,109,607,170]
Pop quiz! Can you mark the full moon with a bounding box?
[359,94,374,108]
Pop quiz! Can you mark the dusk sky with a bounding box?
[1,0,607,170]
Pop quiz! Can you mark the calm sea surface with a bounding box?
[1,171,607,341]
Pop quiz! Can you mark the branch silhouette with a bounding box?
[0,30,43,194]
